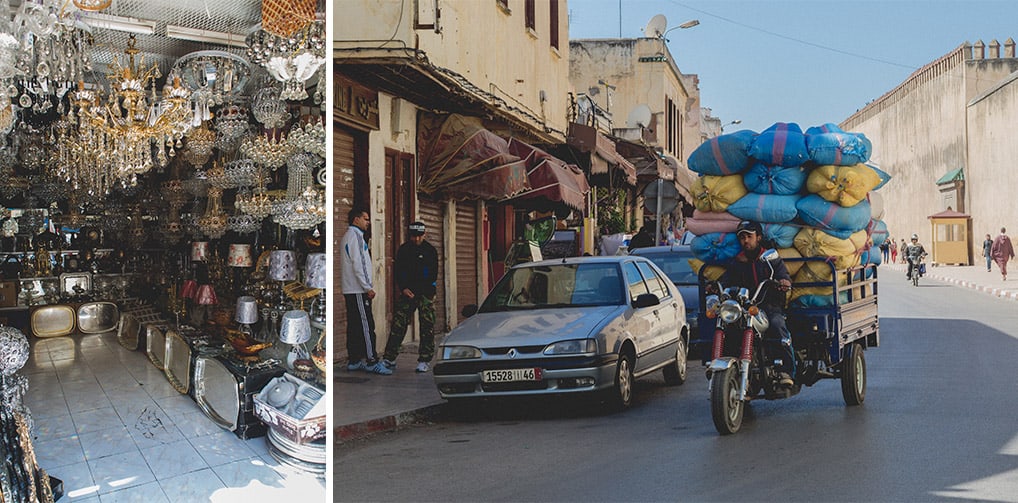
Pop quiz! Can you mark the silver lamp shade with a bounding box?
[269,250,297,281]
[305,252,326,289]
[228,244,253,267]
[235,296,258,324]
[279,310,311,344]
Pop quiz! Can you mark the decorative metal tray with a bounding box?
[59,272,92,296]
[30,305,76,338]
[77,302,119,334]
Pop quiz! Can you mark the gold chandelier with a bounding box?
[58,35,194,195]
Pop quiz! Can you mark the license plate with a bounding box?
[481,368,541,383]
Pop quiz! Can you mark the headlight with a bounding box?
[442,346,481,360]
[544,339,597,355]
[719,299,743,323]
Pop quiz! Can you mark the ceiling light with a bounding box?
[81,13,157,35]
[167,25,248,48]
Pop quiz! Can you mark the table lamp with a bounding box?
[279,309,311,369]
[269,249,296,307]
[235,296,258,337]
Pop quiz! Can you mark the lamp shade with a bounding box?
[235,296,258,324]
[227,244,253,267]
[191,241,210,262]
[268,250,297,281]
[195,284,218,305]
[305,252,326,289]
[181,279,198,299]
[279,309,311,344]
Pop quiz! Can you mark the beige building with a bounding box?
[842,39,1018,265]
[334,0,574,361]
[570,36,702,229]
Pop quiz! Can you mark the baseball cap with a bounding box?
[409,221,426,236]
[736,221,763,236]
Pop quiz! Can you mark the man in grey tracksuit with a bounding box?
[341,207,391,375]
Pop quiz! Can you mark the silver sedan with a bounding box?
[433,256,688,410]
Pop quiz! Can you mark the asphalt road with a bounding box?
[335,274,1018,502]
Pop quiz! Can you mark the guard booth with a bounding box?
[928,209,972,265]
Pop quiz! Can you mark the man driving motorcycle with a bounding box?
[717,221,795,387]
[905,233,928,280]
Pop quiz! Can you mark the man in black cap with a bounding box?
[717,221,795,387]
[382,221,439,373]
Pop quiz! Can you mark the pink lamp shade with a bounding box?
[181,279,198,299]
[269,250,297,281]
[228,244,253,267]
[191,241,210,262]
[305,252,326,289]
[195,284,218,305]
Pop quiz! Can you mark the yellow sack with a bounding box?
[691,175,748,213]
[792,228,867,270]
[789,262,849,302]
[688,258,726,282]
[806,164,882,207]
[777,247,803,276]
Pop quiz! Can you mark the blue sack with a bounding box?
[796,194,872,236]
[690,232,741,265]
[743,162,808,195]
[762,223,800,249]
[805,123,872,166]
[687,130,757,176]
[865,163,892,191]
[748,122,809,168]
[727,193,801,223]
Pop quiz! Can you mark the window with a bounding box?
[549,0,559,49]
[496,0,508,9]
[623,262,649,303]
[525,0,535,30]
[636,262,669,300]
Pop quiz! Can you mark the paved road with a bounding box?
[336,275,1018,502]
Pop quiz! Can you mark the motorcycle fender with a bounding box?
[707,356,738,373]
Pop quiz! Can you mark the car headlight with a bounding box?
[719,299,743,323]
[442,345,481,360]
[543,339,597,355]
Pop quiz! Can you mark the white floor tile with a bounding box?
[153,393,199,416]
[141,378,181,399]
[188,431,259,468]
[156,468,226,501]
[127,421,186,451]
[27,396,71,419]
[110,397,163,424]
[210,457,284,490]
[174,410,228,438]
[34,413,77,439]
[88,450,156,495]
[100,481,169,503]
[57,363,97,383]
[61,378,104,396]
[34,434,86,469]
[79,425,138,461]
[139,439,209,480]
[71,406,124,434]
[48,460,100,501]
[65,393,114,414]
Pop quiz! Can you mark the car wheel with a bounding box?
[606,352,634,411]
[662,335,687,385]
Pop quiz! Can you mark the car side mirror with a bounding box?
[461,304,478,318]
[632,293,660,309]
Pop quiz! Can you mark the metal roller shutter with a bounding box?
[418,199,447,334]
[334,127,355,360]
[455,203,478,324]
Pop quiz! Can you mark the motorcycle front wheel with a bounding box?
[710,366,744,435]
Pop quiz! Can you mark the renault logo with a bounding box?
[507,348,518,359]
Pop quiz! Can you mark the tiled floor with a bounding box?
[22,331,324,502]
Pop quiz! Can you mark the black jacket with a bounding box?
[394,240,439,296]
[719,249,791,312]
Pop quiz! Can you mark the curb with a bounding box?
[335,403,443,445]
[884,263,1018,301]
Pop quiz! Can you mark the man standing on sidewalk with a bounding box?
[382,222,439,373]
[991,227,1015,281]
[341,207,392,375]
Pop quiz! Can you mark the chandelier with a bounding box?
[246,21,325,101]
[250,86,289,127]
[287,117,325,158]
[271,161,324,230]
[236,185,274,219]
[196,186,229,239]
[228,213,261,234]
[241,130,293,170]
[183,124,216,167]
[215,103,250,152]
[205,160,231,189]
[171,50,251,123]
[62,35,194,194]
[160,205,185,244]
[224,159,260,188]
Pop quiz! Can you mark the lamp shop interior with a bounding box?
[0,0,328,501]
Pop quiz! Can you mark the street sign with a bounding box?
[642,179,679,214]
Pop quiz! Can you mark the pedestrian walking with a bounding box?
[879,238,890,263]
[990,227,1015,281]
[982,233,994,272]
[341,207,391,375]
[381,222,439,373]
[889,234,898,264]
[898,239,907,264]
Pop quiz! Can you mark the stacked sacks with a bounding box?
[683,122,889,305]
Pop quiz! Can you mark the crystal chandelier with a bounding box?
[241,130,293,170]
[171,50,251,123]
[271,162,325,230]
[160,205,185,244]
[205,160,231,189]
[224,159,260,188]
[228,213,261,234]
[72,0,111,11]
[246,21,325,101]
[287,117,325,158]
[62,35,194,193]
[250,86,289,127]
[236,185,274,219]
[215,103,250,152]
[183,124,216,167]
[197,186,229,239]
[162,179,190,208]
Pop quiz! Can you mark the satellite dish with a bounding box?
[644,14,668,38]
[627,104,653,128]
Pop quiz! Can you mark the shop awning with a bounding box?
[505,138,590,212]
[567,123,637,186]
[417,113,529,200]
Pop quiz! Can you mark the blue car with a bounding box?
[629,245,703,357]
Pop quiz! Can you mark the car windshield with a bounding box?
[635,251,698,285]
[479,262,624,312]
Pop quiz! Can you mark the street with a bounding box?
[335,273,1018,502]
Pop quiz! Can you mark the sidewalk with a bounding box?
[335,261,1018,445]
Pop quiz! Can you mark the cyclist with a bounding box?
[905,233,928,281]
